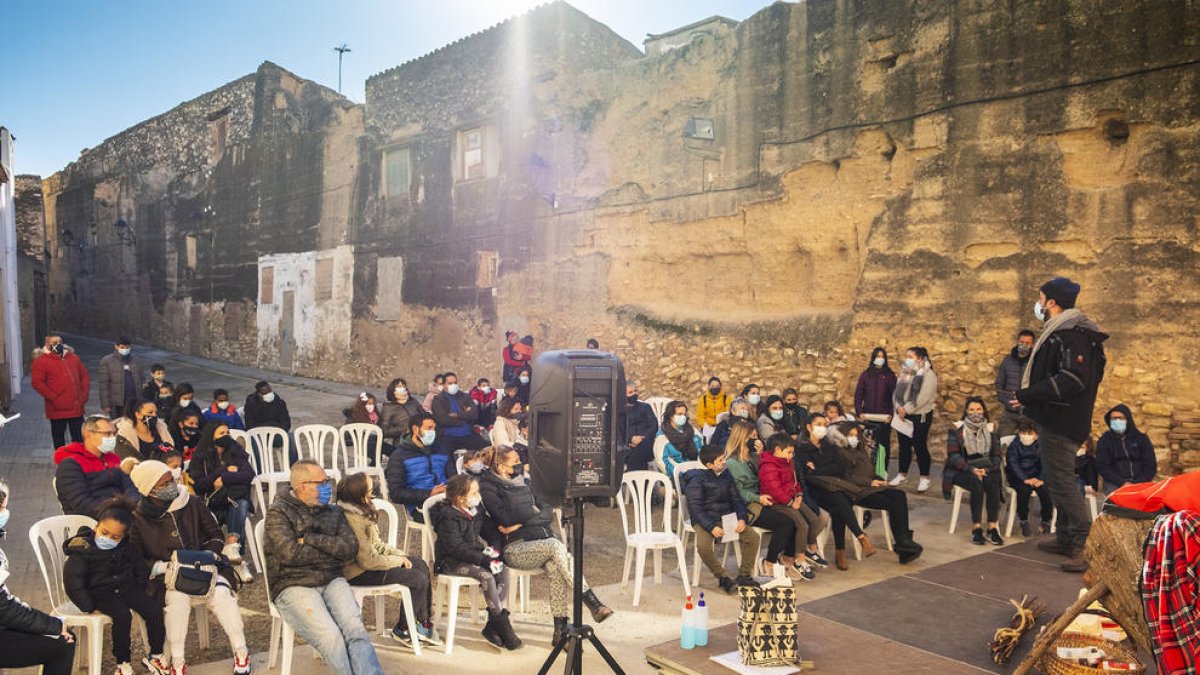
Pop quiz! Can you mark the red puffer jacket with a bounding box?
[758,451,802,505]
[31,347,90,419]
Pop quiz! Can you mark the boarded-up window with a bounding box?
[383,147,410,198]
[185,234,198,270]
[210,116,228,163]
[476,250,498,288]
[375,256,404,321]
[315,257,334,302]
[260,266,274,304]
[459,127,484,181]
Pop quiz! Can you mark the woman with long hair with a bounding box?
[943,397,1004,545]
[890,346,939,492]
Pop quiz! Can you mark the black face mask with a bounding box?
[52,343,65,355]
[142,415,157,427]
[785,402,799,410]
[708,387,721,395]
[182,426,200,438]
[627,394,638,403]
[215,436,233,450]
[511,462,525,477]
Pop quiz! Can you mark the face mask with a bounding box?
[151,482,180,502]
[117,348,131,357]
[316,482,333,505]
[734,409,749,419]
[216,401,230,410]
[365,404,376,413]
[770,409,784,421]
[99,436,117,454]
[395,387,407,397]
[481,386,491,394]
[747,394,761,406]
[52,343,65,355]
[153,375,165,383]
[420,430,437,446]
[873,357,885,367]
[183,426,199,438]
[466,495,483,508]
[468,461,486,473]
[847,436,860,448]
[446,384,460,395]
[435,384,445,392]
[95,534,120,551]
[157,395,173,405]
[519,376,530,385]
[511,462,525,477]
[1016,344,1031,358]
[673,414,688,428]
[903,358,916,369]
[708,387,720,395]
[262,392,276,403]
[170,468,182,481]
[0,509,9,530]
[627,394,638,403]
[142,415,157,427]
[1110,418,1127,434]
[785,401,798,409]
[812,426,828,440]
[967,412,985,424]
[1019,434,1036,447]
[215,436,233,449]
[179,397,193,407]
[1034,301,1046,322]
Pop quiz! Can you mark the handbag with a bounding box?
[164,550,219,597]
[737,585,799,666]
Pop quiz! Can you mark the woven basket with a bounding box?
[1037,632,1145,675]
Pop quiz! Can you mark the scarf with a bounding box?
[897,366,926,407]
[138,496,170,520]
[1021,308,1099,389]
[661,419,696,457]
[960,418,991,458]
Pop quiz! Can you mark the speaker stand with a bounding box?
[537,499,625,675]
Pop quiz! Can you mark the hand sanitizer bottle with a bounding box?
[680,595,695,649]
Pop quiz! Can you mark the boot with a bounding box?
[481,609,504,649]
[493,608,523,650]
[895,531,923,565]
[1061,547,1088,573]
[582,589,613,623]
[835,548,849,571]
[552,617,569,646]
[857,534,877,557]
[1037,536,1070,556]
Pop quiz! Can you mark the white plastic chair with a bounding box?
[229,429,252,471]
[652,435,669,474]
[340,423,387,499]
[619,471,691,606]
[293,424,341,471]
[249,426,293,513]
[1002,486,1059,537]
[422,494,482,655]
[251,519,295,675]
[645,397,673,423]
[850,505,894,560]
[30,515,109,675]
[348,499,421,654]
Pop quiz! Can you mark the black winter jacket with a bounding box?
[264,493,359,601]
[1015,315,1107,442]
[995,347,1029,413]
[624,398,658,469]
[683,468,748,533]
[429,501,501,573]
[188,439,256,501]
[243,393,291,431]
[1095,404,1157,488]
[1005,437,1044,485]
[0,548,63,635]
[430,391,478,435]
[129,495,233,594]
[62,527,149,613]
[380,399,424,444]
[479,471,556,545]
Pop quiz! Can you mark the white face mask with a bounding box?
[216,401,230,410]
[673,414,688,428]
[394,387,407,397]
[446,384,460,395]
[261,392,276,403]
[117,347,131,356]
[179,397,193,407]
[747,394,761,405]
[1019,434,1037,447]
[1034,301,1046,322]
[480,386,491,394]
[847,436,860,448]
[812,426,828,440]
[873,357,885,367]
[519,376,530,385]
[435,384,444,392]
[466,495,482,508]
[365,404,375,413]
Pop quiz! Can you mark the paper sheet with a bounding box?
[890,415,914,438]
[721,512,739,543]
[0,412,20,425]
[710,650,800,675]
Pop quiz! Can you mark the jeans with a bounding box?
[896,412,933,476]
[0,629,76,675]
[275,578,383,675]
[1038,425,1092,550]
[951,470,1003,525]
[164,584,246,664]
[226,497,251,546]
[441,562,510,612]
[349,556,433,624]
[49,416,84,451]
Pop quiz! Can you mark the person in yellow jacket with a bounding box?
[696,377,730,430]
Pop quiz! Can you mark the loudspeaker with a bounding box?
[528,350,626,507]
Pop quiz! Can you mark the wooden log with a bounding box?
[1013,582,1108,675]
[1084,514,1154,655]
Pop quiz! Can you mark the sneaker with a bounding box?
[116,663,134,675]
[236,563,255,584]
[142,657,170,675]
[233,651,251,675]
[1019,520,1031,537]
[987,528,1005,546]
[222,542,243,564]
[170,664,187,675]
[789,562,816,581]
[735,575,761,588]
[916,477,931,493]
[971,527,986,545]
[804,550,829,568]
[415,623,443,646]
[888,473,908,487]
[389,626,414,649]
[718,576,737,594]
[1040,521,1052,535]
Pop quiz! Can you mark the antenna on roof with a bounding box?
[333,43,352,94]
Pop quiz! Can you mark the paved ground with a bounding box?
[0,334,1093,674]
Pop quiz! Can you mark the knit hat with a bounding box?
[130,460,170,497]
[1040,276,1080,309]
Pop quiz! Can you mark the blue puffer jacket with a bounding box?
[385,439,451,512]
[1004,437,1043,487]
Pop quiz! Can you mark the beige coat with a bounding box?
[338,502,409,580]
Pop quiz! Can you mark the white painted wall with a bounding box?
[256,245,354,370]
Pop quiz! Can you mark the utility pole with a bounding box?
[334,43,352,94]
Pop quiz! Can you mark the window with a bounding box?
[383,147,411,198]
[185,234,198,270]
[210,116,228,162]
[260,266,274,304]
[459,127,484,181]
[476,250,498,288]
[315,258,334,302]
[685,117,715,140]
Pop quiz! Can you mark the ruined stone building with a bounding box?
[37,1,1200,472]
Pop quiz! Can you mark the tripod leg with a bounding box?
[587,632,627,675]
[537,633,570,675]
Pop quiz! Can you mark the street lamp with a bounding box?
[334,43,352,94]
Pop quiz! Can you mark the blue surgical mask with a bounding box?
[747,394,761,406]
[519,375,530,385]
[770,409,784,421]
[99,436,117,454]
[673,414,688,428]
[316,482,333,505]
[903,358,916,369]
[0,509,9,530]
[95,534,120,551]
[873,357,885,367]
[420,430,437,446]
[1110,418,1127,434]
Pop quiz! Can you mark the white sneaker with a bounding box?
[222,542,243,564]
[236,562,255,583]
[888,473,908,486]
[115,663,134,675]
[917,477,931,493]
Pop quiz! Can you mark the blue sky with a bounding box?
[3,0,772,178]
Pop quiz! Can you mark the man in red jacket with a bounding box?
[30,334,90,452]
[52,415,138,518]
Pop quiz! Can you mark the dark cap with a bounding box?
[116,336,131,346]
[1040,277,1081,309]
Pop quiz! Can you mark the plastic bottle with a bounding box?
[694,592,709,647]
[680,595,695,649]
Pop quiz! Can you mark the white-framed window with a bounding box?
[185,234,198,270]
[459,127,484,181]
[383,146,411,198]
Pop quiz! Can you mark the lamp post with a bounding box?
[334,43,352,94]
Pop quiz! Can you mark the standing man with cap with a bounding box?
[98,336,143,419]
[1010,277,1107,573]
[32,334,90,452]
